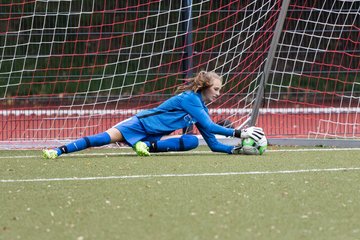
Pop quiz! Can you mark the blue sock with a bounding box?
[144,135,198,152]
[55,132,111,156]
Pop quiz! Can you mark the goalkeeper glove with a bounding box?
[231,144,259,155]
[231,145,244,154]
[234,126,265,142]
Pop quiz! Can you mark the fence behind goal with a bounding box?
[0,0,359,148]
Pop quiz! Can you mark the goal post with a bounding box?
[248,0,290,128]
[0,0,359,148]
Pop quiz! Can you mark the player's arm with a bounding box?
[181,97,234,137]
[196,123,234,153]
[181,95,265,141]
[197,123,267,155]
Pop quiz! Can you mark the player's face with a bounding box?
[202,77,222,103]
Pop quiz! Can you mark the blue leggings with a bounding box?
[55,133,198,156]
[144,134,199,152]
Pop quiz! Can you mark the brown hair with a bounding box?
[176,71,222,93]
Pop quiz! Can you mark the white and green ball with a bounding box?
[242,137,267,155]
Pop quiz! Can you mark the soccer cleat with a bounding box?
[133,141,150,156]
[42,149,58,159]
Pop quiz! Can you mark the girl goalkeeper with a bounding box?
[42,71,264,158]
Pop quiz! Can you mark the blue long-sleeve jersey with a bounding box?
[136,91,235,153]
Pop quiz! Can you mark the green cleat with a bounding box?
[133,141,150,156]
[42,149,58,159]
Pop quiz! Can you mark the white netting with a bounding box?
[0,0,359,147]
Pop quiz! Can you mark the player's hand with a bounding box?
[234,126,265,142]
[231,145,244,154]
[231,144,259,155]
[241,127,264,141]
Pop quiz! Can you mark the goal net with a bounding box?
[0,0,359,148]
[266,0,360,140]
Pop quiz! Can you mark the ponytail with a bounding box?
[176,71,222,93]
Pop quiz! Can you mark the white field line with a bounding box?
[1,167,360,183]
[1,148,360,159]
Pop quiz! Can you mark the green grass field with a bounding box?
[1,146,360,240]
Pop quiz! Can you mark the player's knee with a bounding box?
[181,135,199,151]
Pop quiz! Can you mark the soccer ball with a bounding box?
[242,136,267,155]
